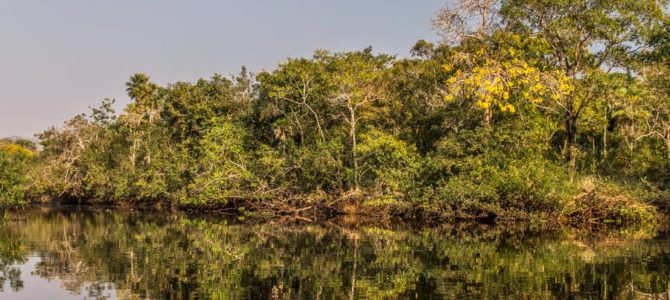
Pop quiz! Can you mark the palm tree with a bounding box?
[125,73,159,122]
[124,73,159,167]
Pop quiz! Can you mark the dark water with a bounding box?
[0,208,669,299]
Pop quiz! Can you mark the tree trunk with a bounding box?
[131,138,137,169]
[565,115,578,162]
[484,107,493,129]
[603,126,607,158]
[147,107,154,166]
[350,108,359,191]
[306,104,325,143]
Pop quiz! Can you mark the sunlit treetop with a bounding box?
[0,143,34,158]
[443,34,574,118]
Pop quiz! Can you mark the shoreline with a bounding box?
[7,195,664,231]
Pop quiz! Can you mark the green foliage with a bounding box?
[430,152,575,215]
[0,143,32,207]
[358,129,419,195]
[291,141,347,192]
[162,74,252,145]
[182,120,257,206]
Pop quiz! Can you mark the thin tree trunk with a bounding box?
[289,108,305,145]
[305,104,325,143]
[484,107,493,129]
[603,126,607,158]
[565,115,578,162]
[147,106,155,166]
[131,138,137,169]
[350,107,359,191]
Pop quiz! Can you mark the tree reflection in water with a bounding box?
[0,207,669,299]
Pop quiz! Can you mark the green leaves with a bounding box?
[184,120,257,206]
[0,142,33,207]
[358,129,420,195]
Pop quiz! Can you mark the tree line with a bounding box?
[2,0,670,225]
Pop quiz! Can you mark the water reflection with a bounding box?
[0,207,669,299]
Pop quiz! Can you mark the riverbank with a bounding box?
[19,181,663,230]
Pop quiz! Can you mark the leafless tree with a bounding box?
[432,0,502,45]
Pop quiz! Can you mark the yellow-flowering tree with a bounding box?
[443,40,574,128]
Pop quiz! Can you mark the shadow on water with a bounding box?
[1,206,670,299]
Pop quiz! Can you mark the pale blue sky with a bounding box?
[0,0,443,138]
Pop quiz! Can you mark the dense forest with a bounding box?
[2,0,670,225]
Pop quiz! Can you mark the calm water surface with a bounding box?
[0,207,669,299]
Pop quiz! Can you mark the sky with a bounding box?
[0,0,443,138]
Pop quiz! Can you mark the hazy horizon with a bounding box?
[0,0,443,138]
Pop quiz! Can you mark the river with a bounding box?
[0,207,668,299]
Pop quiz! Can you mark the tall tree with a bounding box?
[257,58,331,145]
[501,0,668,161]
[122,73,160,167]
[324,48,392,191]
